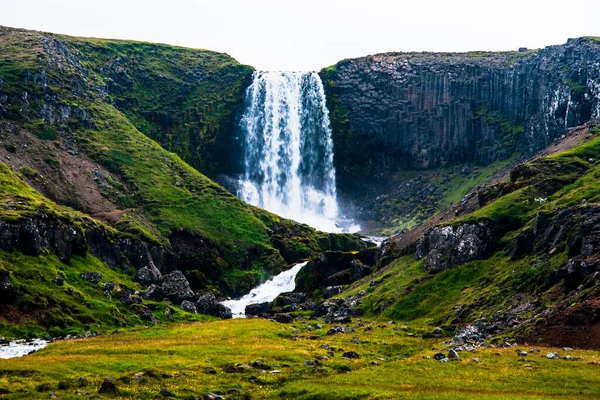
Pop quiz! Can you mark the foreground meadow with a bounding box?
[1,318,599,399]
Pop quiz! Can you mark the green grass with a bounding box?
[1,318,599,399]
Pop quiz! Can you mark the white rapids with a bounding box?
[238,71,359,233]
[221,261,307,318]
[0,338,47,359]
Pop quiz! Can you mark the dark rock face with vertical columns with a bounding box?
[322,38,600,175]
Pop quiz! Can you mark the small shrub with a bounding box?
[19,166,38,178]
[4,143,17,153]
[35,382,53,392]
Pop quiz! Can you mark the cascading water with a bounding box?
[238,71,358,233]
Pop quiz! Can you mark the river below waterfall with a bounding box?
[221,261,307,318]
[0,338,47,359]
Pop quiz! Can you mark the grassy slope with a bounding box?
[1,319,599,399]
[340,125,600,330]
[0,163,210,337]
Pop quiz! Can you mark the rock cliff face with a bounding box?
[322,38,600,176]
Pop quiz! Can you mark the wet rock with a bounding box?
[161,270,195,304]
[275,292,306,306]
[80,272,102,283]
[245,302,270,315]
[196,293,232,319]
[98,378,117,394]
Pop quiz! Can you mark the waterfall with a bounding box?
[221,261,307,318]
[238,71,358,233]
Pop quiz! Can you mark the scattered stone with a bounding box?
[439,358,449,363]
[160,388,175,397]
[203,366,217,375]
[269,370,281,374]
[563,347,574,352]
[470,358,480,362]
[448,349,460,360]
[98,378,117,394]
[518,351,528,357]
[370,361,380,366]
[433,327,443,335]
[433,353,446,361]
[546,352,560,359]
[78,376,88,387]
[55,277,64,286]
[351,337,361,344]
[273,313,293,323]
[223,365,245,373]
[327,326,345,335]
[304,360,316,367]
[530,348,540,353]
[343,351,360,359]
[80,272,102,283]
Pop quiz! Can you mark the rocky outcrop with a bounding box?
[196,293,233,319]
[323,38,600,175]
[0,218,86,263]
[513,206,600,294]
[416,222,495,272]
[294,249,376,294]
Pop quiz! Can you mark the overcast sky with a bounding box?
[2,0,599,71]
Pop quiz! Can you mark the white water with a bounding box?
[221,261,307,318]
[0,339,47,359]
[238,71,359,233]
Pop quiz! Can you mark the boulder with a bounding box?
[275,291,306,306]
[245,302,270,315]
[180,300,197,313]
[161,270,195,304]
[195,293,232,319]
[135,264,162,286]
[98,378,117,394]
[323,285,343,299]
[143,284,165,301]
[416,222,495,272]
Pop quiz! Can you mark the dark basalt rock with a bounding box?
[0,218,86,263]
[98,378,118,394]
[295,248,376,294]
[161,270,195,304]
[275,291,306,306]
[416,222,495,272]
[143,284,164,301]
[135,264,162,286]
[245,301,270,316]
[180,300,197,314]
[195,293,232,319]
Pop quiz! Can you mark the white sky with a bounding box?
[1,0,599,71]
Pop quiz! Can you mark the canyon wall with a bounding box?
[322,38,600,177]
